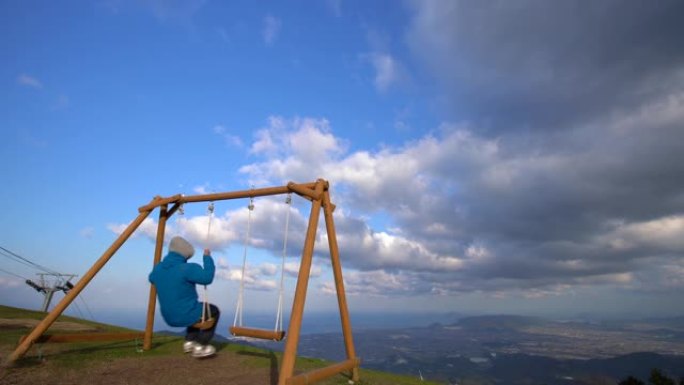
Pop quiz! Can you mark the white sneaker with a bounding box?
[191,344,216,358]
[183,341,201,353]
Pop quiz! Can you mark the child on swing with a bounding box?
[149,236,220,358]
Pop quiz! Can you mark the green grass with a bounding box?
[0,304,132,346]
[0,304,441,385]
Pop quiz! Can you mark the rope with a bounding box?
[274,193,291,333]
[233,196,254,328]
[201,202,215,323]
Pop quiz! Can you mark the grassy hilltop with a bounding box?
[0,305,439,385]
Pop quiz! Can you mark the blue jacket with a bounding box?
[148,251,215,327]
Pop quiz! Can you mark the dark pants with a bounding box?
[186,304,220,345]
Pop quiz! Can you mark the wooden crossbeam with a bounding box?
[286,358,361,385]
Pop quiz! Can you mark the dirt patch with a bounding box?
[1,349,280,385]
[0,319,98,332]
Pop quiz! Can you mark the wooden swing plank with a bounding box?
[192,318,216,330]
[19,332,144,344]
[229,326,286,341]
[285,358,361,385]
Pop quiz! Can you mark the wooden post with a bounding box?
[7,210,152,364]
[278,180,325,385]
[143,204,169,350]
[323,190,360,381]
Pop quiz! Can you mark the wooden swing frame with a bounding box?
[7,179,360,385]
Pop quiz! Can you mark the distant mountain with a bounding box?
[456,314,547,330]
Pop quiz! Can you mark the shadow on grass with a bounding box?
[236,349,280,385]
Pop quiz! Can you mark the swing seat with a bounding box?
[192,317,216,330]
[229,326,286,341]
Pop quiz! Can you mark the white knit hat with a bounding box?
[169,236,195,258]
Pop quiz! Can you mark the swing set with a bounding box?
[7,179,360,385]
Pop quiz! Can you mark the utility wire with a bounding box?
[79,296,96,321]
[0,266,29,280]
[71,301,86,320]
[0,249,43,272]
[1,245,96,321]
[54,275,96,322]
[56,275,96,321]
[0,246,60,275]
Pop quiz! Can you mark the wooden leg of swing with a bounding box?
[144,204,169,351]
[278,181,325,385]
[323,190,360,381]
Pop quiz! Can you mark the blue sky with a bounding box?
[2,0,684,330]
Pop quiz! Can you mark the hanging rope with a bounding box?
[233,196,254,329]
[176,204,185,235]
[201,202,215,323]
[274,193,291,334]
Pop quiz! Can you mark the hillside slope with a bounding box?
[0,305,438,385]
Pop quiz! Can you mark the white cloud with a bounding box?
[216,263,278,291]
[263,15,282,45]
[332,222,465,272]
[217,257,230,269]
[235,112,684,299]
[327,0,342,17]
[193,184,210,194]
[107,217,159,239]
[141,0,206,22]
[321,270,418,296]
[368,53,400,92]
[17,74,43,89]
[284,261,322,278]
[600,215,684,252]
[51,94,70,110]
[108,195,307,255]
[80,227,95,239]
[249,117,343,160]
[106,103,684,301]
[175,213,240,250]
[0,277,23,288]
[659,262,684,289]
[241,116,346,184]
[18,128,48,148]
[213,124,243,147]
[259,262,278,276]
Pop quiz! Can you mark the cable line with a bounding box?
[71,301,86,320]
[78,296,96,321]
[0,246,92,318]
[0,266,29,280]
[0,246,60,275]
[0,249,43,272]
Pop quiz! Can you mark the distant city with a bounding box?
[87,309,684,384]
[236,314,684,385]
